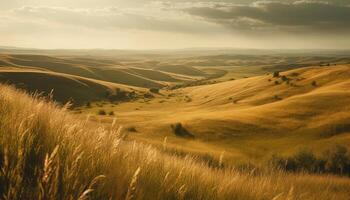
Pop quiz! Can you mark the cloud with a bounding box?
[1,1,350,49]
[7,5,220,34]
[182,1,350,33]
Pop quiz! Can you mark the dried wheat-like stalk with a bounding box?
[162,137,167,150]
[219,151,225,168]
[177,184,187,200]
[125,167,141,200]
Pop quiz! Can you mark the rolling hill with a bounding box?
[1,83,349,200]
[0,69,146,105]
[0,50,350,199]
[155,65,207,77]
[0,54,207,91]
[1,52,349,163]
[86,64,350,164]
[0,53,212,105]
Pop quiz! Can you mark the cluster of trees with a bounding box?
[98,109,114,116]
[105,89,136,102]
[270,145,350,176]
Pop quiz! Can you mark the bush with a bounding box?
[274,95,281,100]
[86,102,91,108]
[106,89,134,102]
[281,76,288,82]
[143,93,154,99]
[149,88,159,93]
[292,149,318,172]
[324,145,350,175]
[126,126,137,132]
[98,109,106,115]
[312,81,317,86]
[273,71,280,78]
[170,123,194,138]
[270,146,350,176]
[108,111,114,116]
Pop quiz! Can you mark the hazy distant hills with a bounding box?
[0,48,350,106]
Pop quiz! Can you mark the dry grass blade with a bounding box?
[78,189,94,200]
[125,167,141,200]
[0,84,350,200]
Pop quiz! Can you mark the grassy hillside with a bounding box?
[0,84,349,200]
[155,65,207,77]
[81,65,350,165]
[0,54,202,89]
[0,69,145,105]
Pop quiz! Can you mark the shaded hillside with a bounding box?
[127,67,183,82]
[4,54,99,79]
[155,65,206,76]
[95,65,350,163]
[91,68,165,88]
[0,70,144,105]
[0,54,202,89]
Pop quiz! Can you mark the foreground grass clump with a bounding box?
[0,85,350,200]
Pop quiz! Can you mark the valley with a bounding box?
[1,49,350,199]
[1,50,349,166]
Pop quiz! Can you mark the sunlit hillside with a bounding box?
[1,84,350,200]
[80,64,350,166]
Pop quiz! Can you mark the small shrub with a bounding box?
[170,123,194,138]
[144,93,154,99]
[108,111,114,116]
[274,81,279,85]
[311,81,317,86]
[86,102,91,108]
[98,109,106,115]
[126,126,137,132]
[292,149,318,172]
[269,146,350,176]
[281,76,288,82]
[149,88,159,93]
[324,145,350,175]
[274,95,281,100]
[184,96,192,102]
[273,71,280,78]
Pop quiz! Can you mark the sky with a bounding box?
[1,0,350,49]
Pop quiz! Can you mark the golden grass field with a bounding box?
[0,52,350,199]
[1,84,350,200]
[79,64,350,166]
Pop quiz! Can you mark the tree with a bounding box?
[273,71,280,78]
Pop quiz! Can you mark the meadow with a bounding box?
[1,84,350,200]
[0,50,350,199]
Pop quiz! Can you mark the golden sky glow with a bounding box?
[1,0,350,49]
